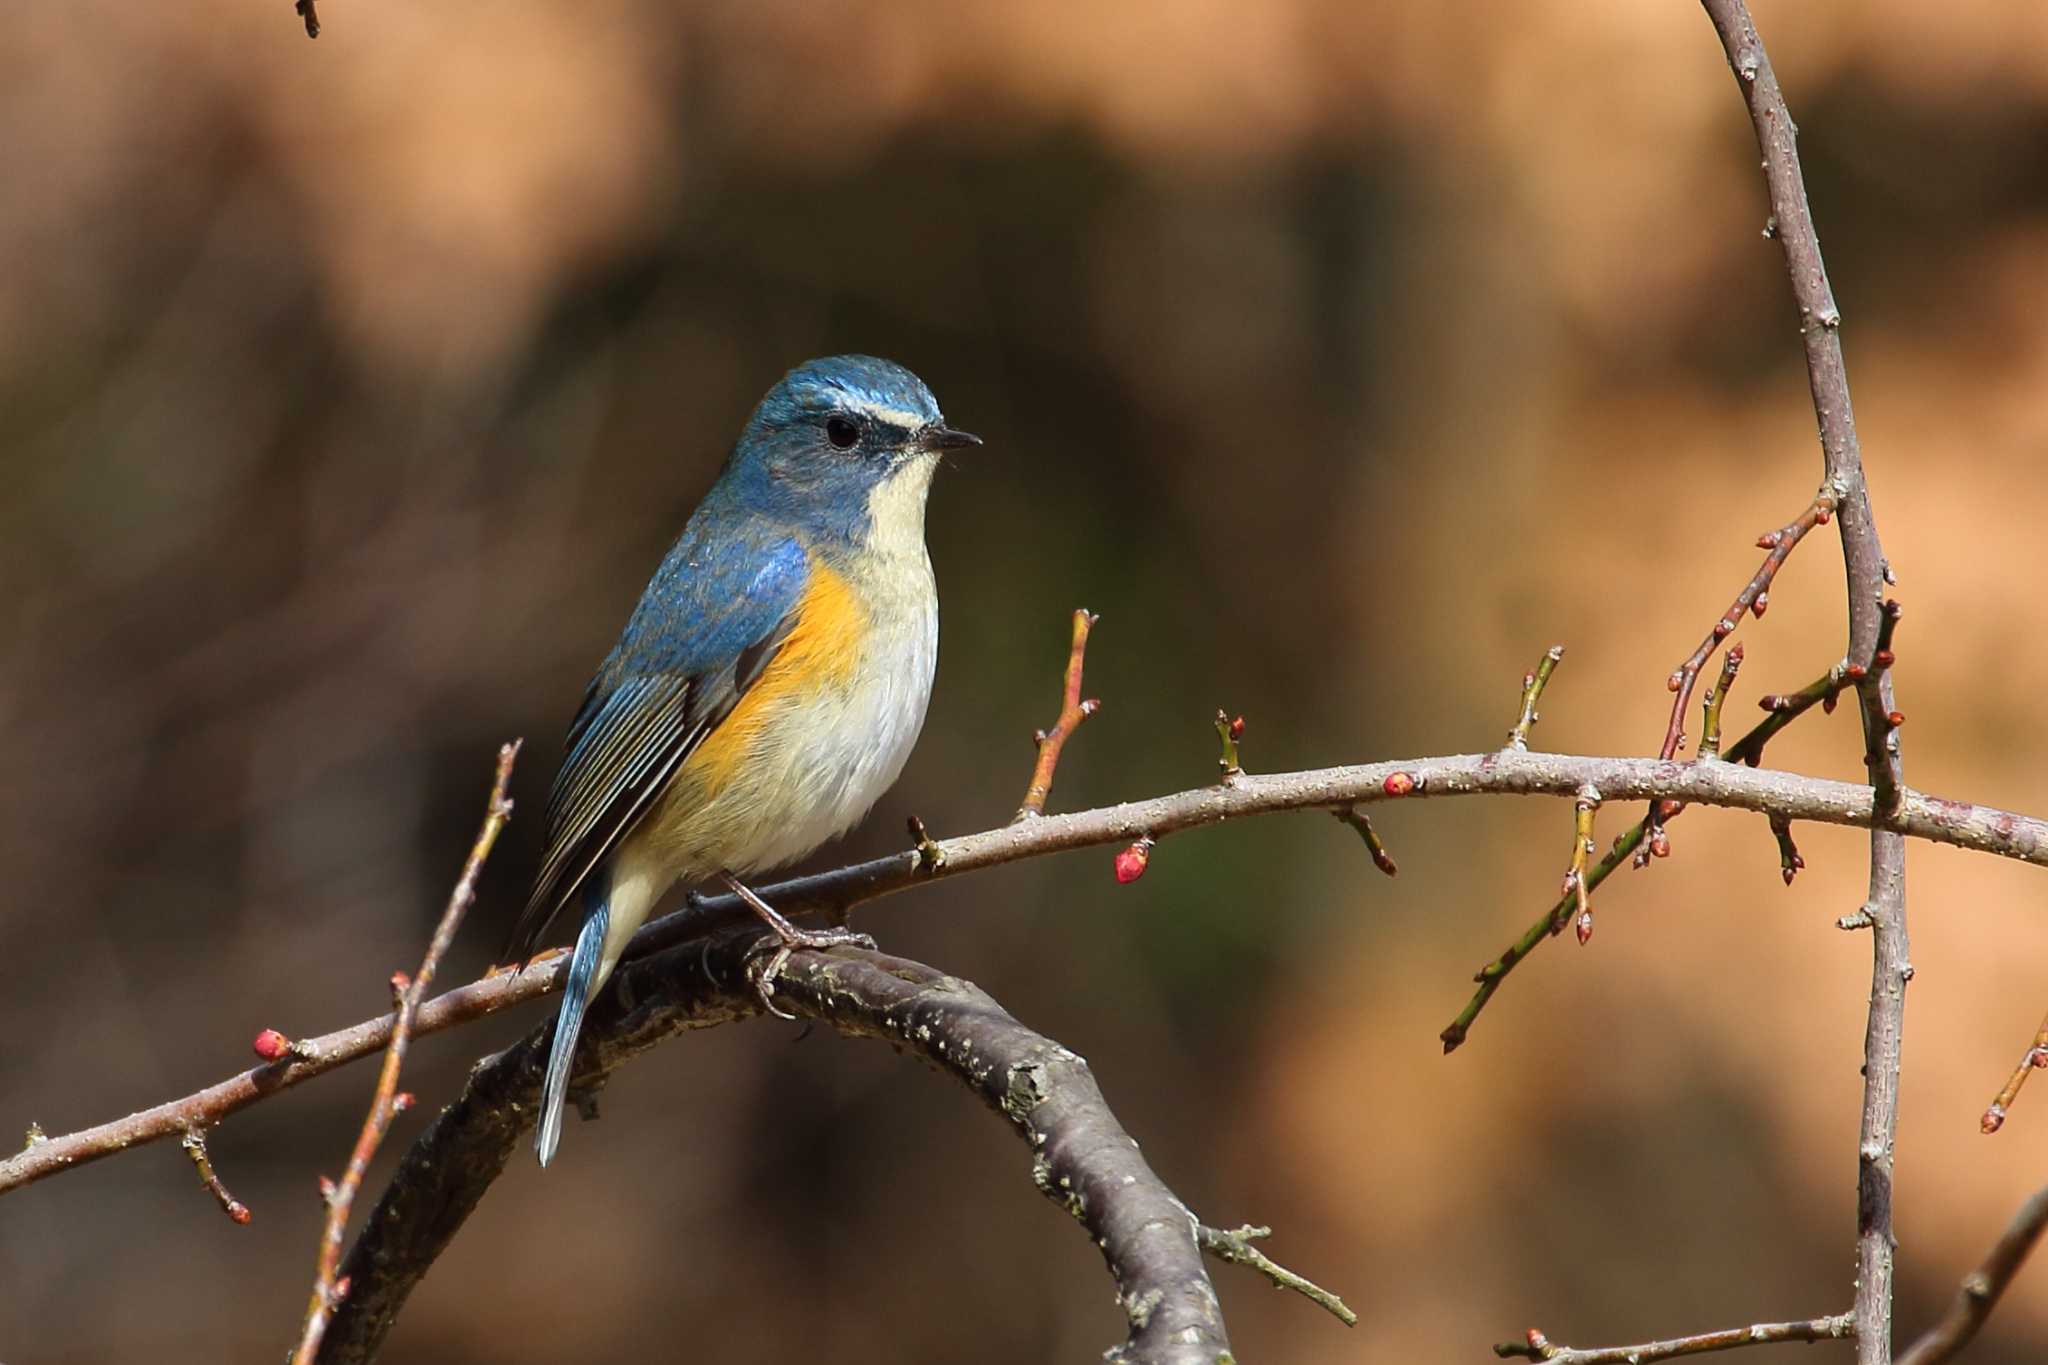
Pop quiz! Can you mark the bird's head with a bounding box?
[722,355,980,547]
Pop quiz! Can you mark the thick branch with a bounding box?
[1700,4,1905,1358]
[317,932,1242,1365]
[7,749,2046,1200]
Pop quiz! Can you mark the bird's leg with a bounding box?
[719,871,875,1017]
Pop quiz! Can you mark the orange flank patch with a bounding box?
[681,561,867,794]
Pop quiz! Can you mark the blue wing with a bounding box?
[502,527,810,962]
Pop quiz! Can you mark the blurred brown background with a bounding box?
[5,1,2048,1360]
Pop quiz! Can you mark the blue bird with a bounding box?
[502,355,980,1166]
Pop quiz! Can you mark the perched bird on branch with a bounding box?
[501,355,980,1166]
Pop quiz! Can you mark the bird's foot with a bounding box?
[720,870,874,1017]
[743,924,877,1018]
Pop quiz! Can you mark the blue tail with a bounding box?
[536,901,609,1167]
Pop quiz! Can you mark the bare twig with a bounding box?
[295,0,320,38]
[1699,4,1907,1358]
[317,934,1250,1365]
[1444,664,1842,1052]
[1332,805,1398,877]
[1215,710,1246,780]
[180,1125,251,1225]
[1980,1006,2048,1134]
[1697,644,1744,761]
[906,813,947,873]
[1895,1183,2048,1365]
[1770,812,1805,886]
[1558,786,1600,945]
[1196,1223,1354,1328]
[1015,609,1101,820]
[1656,496,1833,764]
[1745,664,1852,768]
[1495,1312,1853,1363]
[8,745,2045,1199]
[289,741,519,1365]
[1508,646,1566,751]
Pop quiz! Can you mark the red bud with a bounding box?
[1845,664,1867,680]
[1887,710,1905,728]
[1874,649,1894,667]
[1814,503,1832,525]
[1227,715,1245,741]
[1983,1105,2007,1135]
[1113,839,1153,884]
[1382,771,1415,796]
[1751,593,1769,618]
[252,1029,294,1062]
[226,1200,252,1225]
[1574,911,1593,945]
[393,1092,415,1114]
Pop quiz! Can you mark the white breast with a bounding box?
[643,460,941,878]
[731,543,937,872]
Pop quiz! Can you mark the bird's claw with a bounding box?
[743,925,876,1019]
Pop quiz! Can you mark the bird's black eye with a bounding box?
[825,416,860,450]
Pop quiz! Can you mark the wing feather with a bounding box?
[500,530,810,962]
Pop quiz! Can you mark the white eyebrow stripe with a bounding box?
[846,404,933,430]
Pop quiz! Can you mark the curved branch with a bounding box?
[1895,1183,2048,1365]
[6,749,2046,1200]
[317,931,1240,1365]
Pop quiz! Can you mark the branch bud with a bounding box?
[1113,838,1154,884]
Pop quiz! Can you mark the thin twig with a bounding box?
[1895,1183,2048,1365]
[1443,665,1840,1052]
[288,740,519,1365]
[179,1125,251,1225]
[1558,786,1600,945]
[1332,806,1398,877]
[1699,4,1907,1358]
[1215,710,1246,780]
[1196,1223,1356,1327]
[906,813,947,873]
[1980,1006,2048,1134]
[1495,1312,1853,1363]
[5,752,2045,1199]
[295,0,320,38]
[1508,646,1566,751]
[1745,664,1852,768]
[1697,644,1744,761]
[1015,609,1101,820]
[1656,495,1833,764]
[1769,812,1805,886]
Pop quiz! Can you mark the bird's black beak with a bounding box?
[922,424,984,452]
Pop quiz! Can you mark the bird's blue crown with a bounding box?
[712,355,952,545]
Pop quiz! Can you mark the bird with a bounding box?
[501,355,980,1167]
